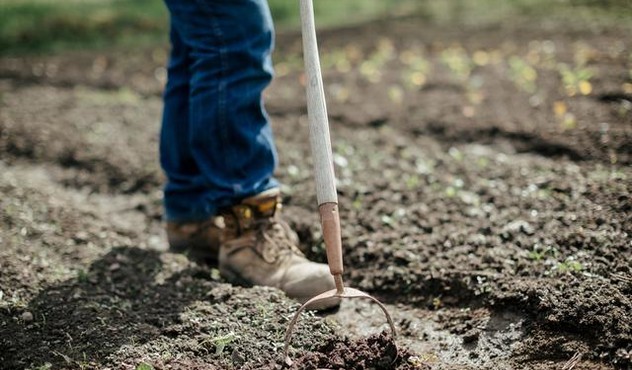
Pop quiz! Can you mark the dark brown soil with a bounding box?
[1,8,631,370]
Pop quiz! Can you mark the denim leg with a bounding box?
[161,0,279,222]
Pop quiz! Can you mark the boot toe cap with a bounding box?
[281,262,341,310]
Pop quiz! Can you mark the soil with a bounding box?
[1,10,631,370]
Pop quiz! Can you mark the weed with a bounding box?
[405,174,421,190]
[508,56,538,93]
[476,157,489,168]
[555,259,584,274]
[400,49,432,89]
[528,244,559,261]
[440,46,473,81]
[135,363,154,370]
[352,196,363,210]
[321,48,352,73]
[432,296,442,310]
[160,351,173,361]
[388,85,405,105]
[445,187,457,198]
[212,332,238,356]
[553,101,577,131]
[558,63,593,96]
[76,269,89,283]
[527,40,558,69]
[408,353,439,366]
[32,364,52,370]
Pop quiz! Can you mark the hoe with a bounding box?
[282,0,397,365]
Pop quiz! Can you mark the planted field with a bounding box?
[1,2,631,369]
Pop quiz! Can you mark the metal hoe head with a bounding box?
[282,275,398,366]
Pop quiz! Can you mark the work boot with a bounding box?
[219,189,339,310]
[166,215,224,264]
[166,189,339,310]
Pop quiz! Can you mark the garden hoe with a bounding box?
[282,0,397,366]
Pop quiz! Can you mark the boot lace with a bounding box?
[252,217,304,264]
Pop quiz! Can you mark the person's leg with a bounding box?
[162,0,278,222]
[160,19,207,222]
[161,0,338,309]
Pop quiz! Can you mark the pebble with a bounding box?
[21,311,34,322]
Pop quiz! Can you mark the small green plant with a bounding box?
[321,48,353,73]
[388,85,405,105]
[359,38,396,83]
[32,364,53,370]
[528,249,544,261]
[440,46,473,81]
[213,332,238,355]
[508,56,538,93]
[135,363,154,370]
[558,63,593,96]
[553,100,577,131]
[76,269,89,283]
[444,186,457,198]
[555,259,583,274]
[405,174,420,190]
[476,157,489,168]
[352,196,363,210]
[400,49,431,89]
[528,244,558,261]
[432,296,442,310]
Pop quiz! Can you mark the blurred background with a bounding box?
[1,0,631,55]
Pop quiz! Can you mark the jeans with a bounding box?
[161,0,279,222]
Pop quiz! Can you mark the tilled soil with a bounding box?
[1,11,631,370]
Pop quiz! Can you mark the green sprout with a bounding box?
[558,63,593,96]
[440,46,473,81]
[555,260,583,274]
[405,174,420,190]
[400,50,431,89]
[508,56,538,93]
[212,332,238,355]
[528,244,558,261]
[360,38,395,83]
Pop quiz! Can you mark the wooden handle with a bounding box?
[300,0,344,278]
[299,0,337,206]
[319,203,343,276]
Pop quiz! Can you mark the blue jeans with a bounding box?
[161,0,279,222]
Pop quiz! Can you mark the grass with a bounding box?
[0,0,416,55]
[0,0,167,54]
[1,0,630,55]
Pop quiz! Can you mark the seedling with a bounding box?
[528,244,559,262]
[508,56,538,94]
[360,38,396,83]
[527,40,558,69]
[321,48,352,73]
[557,63,593,96]
[400,50,431,89]
[440,46,473,81]
[553,101,577,131]
[388,85,405,105]
[77,269,89,283]
[212,332,238,355]
[405,173,420,190]
[432,297,442,310]
[554,259,583,274]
